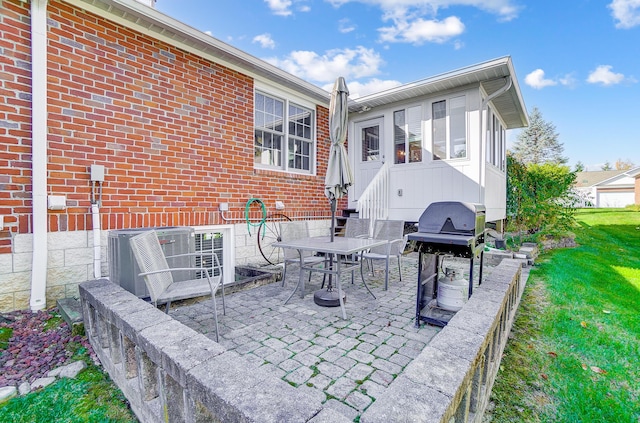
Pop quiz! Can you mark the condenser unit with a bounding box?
[108,227,195,298]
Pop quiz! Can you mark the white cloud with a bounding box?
[608,0,640,28]
[339,18,357,33]
[327,0,521,23]
[586,65,626,86]
[265,0,293,16]
[334,78,403,98]
[266,46,385,83]
[379,15,465,44]
[253,33,276,49]
[524,69,557,89]
[327,1,519,45]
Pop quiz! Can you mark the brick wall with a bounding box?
[0,0,338,254]
[0,0,343,311]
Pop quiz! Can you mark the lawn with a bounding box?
[489,208,640,422]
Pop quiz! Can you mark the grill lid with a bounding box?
[417,201,486,236]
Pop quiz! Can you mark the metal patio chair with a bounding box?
[129,230,226,342]
[362,219,408,290]
[279,220,327,286]
[338,217,371,285]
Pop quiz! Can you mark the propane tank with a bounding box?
[437,269,469,311]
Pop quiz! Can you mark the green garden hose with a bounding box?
[245,198,267,236]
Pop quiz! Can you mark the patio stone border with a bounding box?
[79,258,524,423]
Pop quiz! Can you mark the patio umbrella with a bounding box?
[324,76,352,242]
[315,77,351,307]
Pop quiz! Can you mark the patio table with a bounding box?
[273,236,387,319]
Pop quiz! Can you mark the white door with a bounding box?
[353,118,384,200]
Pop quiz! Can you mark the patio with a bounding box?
[79,251,526,422]
[170,252,494,420]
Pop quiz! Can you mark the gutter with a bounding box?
[479,76,512,216]
[30,0,49,311]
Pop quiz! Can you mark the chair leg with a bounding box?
[220,282,226,315]
[384,258,389,290]
[212,290,219,343]
[397,255,402,282]
[164,301,171,313]
[360,262,376,299]
[281,262,288,287]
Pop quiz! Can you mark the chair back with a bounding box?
[344,217,370,238]
[279,221,313,260]
[129,230,174,303]
[369,220,406,255]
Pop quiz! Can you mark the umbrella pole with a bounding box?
[313,198,345,307]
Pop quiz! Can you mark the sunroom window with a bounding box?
[394,105,422,164]
[432,95,467,160]
[255,92,315,173]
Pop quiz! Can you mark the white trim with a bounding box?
[30,0,49,312]
[192,224,235,286]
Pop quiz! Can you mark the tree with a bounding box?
[574,161,585,172]
[615,158,635,170]
[511,107,567,165]
[601,161,612,171]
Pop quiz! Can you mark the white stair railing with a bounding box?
[356,161,390,233]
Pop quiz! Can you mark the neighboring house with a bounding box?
[574,168,640,208]
[0,0,527,313]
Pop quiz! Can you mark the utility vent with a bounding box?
[108,227,194,298]
[194,231,224,280]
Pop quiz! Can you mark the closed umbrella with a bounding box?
[315,77,351,307]
[324,76,352,241]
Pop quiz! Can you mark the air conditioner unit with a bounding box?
[108,227,195,298]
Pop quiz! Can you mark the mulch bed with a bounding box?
[0,308,96,388]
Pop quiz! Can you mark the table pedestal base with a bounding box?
[313,288,346,307]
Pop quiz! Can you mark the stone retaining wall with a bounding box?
[79,258,524,423]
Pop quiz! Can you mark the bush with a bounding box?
[506,155,577,236]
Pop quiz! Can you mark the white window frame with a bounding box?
[486,106,507,172]
[192,225,235,286]
[254,90,316,175]
[393,104,423,164]
[428,94,468,161]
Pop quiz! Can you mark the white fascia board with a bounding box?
[62,0,331,106]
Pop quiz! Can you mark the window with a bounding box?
[486,106,506,171]
[432,95,467,160]
[255,92,315,173]
[361,125,380,161]
[394,106,422,164]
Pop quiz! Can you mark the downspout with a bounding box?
[91,179,103,278]
[479,76,512,210]
[30,0,49,311]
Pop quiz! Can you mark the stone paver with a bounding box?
[170,252,490,421]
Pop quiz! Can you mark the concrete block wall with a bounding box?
[79,279,324,422]
[360,259,524,423]
[79,258,524,423]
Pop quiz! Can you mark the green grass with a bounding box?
[0,339,137,422]
[490,208,640,422]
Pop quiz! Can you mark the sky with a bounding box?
[153,0,639,171]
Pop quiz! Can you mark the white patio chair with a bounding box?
[362,219,408,290]
[279,221,327,286]
[129,230,226,342]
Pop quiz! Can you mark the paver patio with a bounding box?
[170,252,488,421]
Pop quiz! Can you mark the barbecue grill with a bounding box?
[408,201,486,327]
